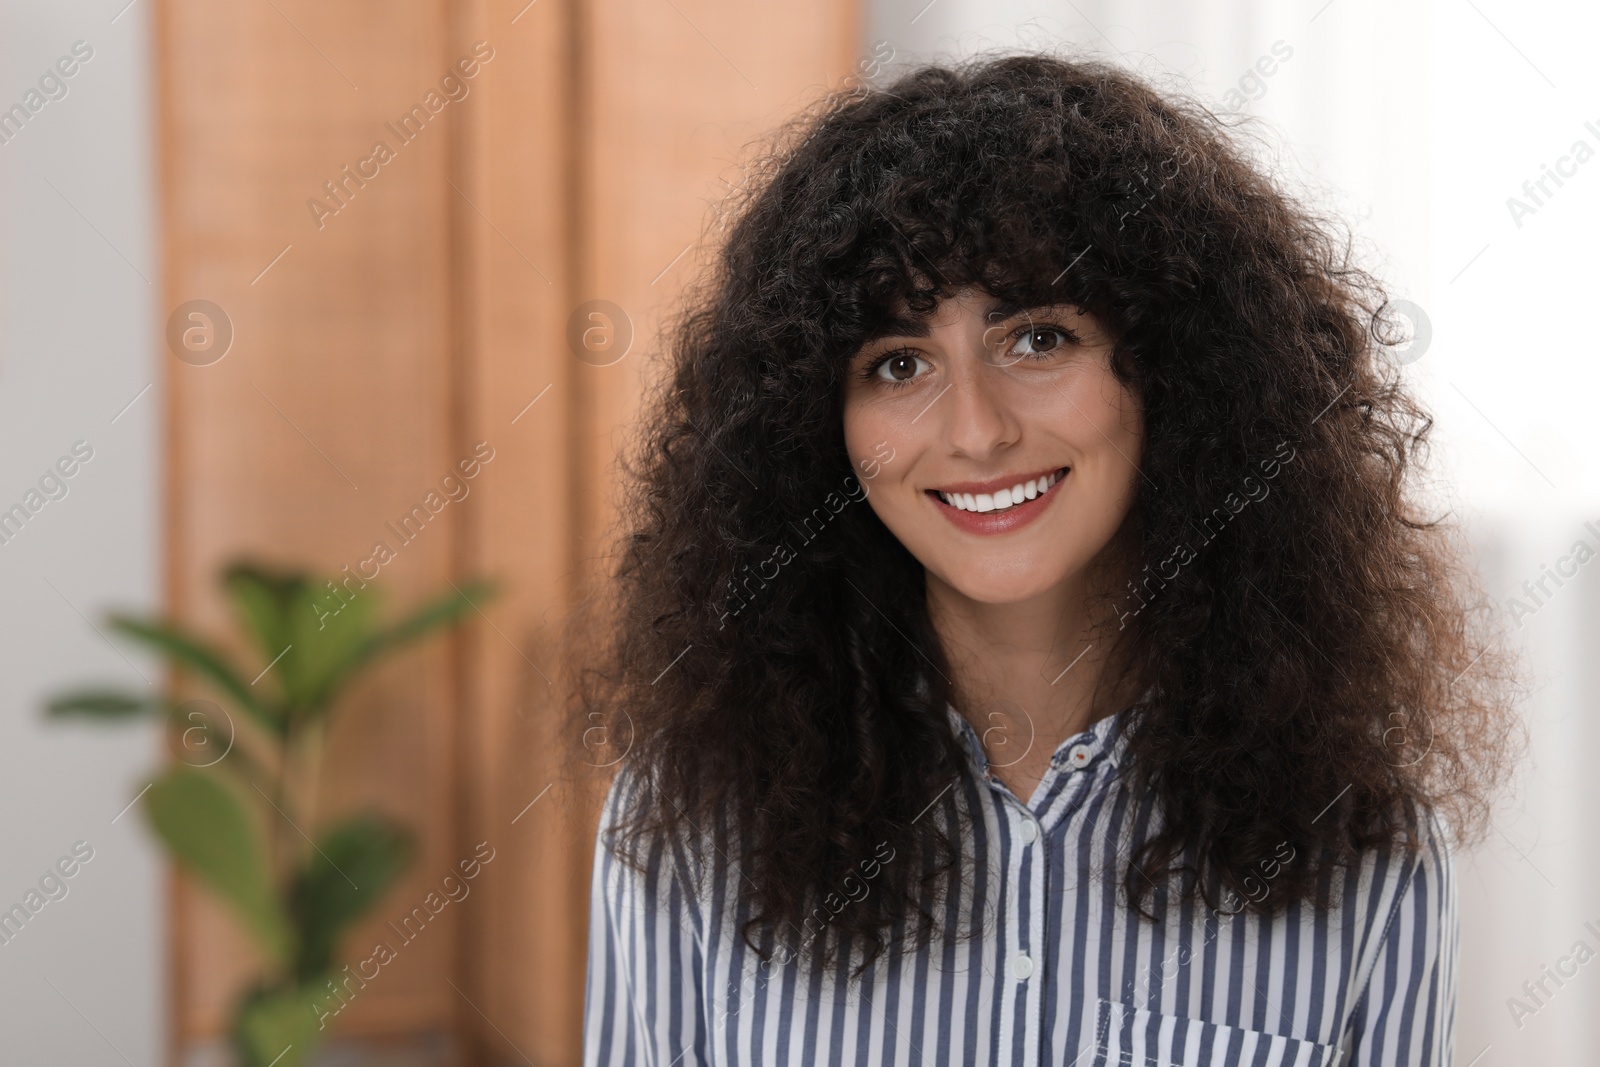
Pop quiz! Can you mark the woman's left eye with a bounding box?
[1006,325,1076,360]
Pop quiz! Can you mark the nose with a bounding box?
[940,344,1019,462]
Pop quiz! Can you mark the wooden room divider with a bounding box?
[155,0,856,1061]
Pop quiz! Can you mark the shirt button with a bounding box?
[1012,953,1034,980]
[1065,743,1093,769]
[1019,818,1038,844]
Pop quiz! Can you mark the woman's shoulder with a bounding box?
[1334,801,1457,992]
[593,757,717,903]
[1351,800,1455,908]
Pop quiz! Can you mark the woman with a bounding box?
[574,52,1516,1066]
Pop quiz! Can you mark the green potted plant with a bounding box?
[46,560,494,1067]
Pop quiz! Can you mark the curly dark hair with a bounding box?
[564,51,1519,979]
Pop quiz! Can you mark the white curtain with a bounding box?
[863,1,1600,1061]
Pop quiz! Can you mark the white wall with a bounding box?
[0,0,164,1062]
[863,1,1600,1062]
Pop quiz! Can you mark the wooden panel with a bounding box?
[158,0,470,1047]
[576,0,860,556]
[462,1,860,1064]
[158,0,856,1060]
[446,0,580,1062]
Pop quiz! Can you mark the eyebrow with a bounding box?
[857,297,1032,347]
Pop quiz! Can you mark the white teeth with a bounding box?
[937,469,1065,513]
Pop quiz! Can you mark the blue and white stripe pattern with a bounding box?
[584,702,1457,1065]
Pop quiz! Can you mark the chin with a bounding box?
[931,558,1071,605]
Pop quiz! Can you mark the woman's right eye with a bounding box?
[869,351,929,385]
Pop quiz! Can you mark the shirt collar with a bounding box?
[943,688,1145,778]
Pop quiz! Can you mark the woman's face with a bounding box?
[842,287,1143,605]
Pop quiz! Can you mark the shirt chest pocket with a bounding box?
[1091,998,1342,1067]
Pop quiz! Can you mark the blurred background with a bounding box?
[1,0,1595,1063]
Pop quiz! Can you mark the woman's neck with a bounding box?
[927,559,1139,777]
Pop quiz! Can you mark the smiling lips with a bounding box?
[926,466,1069,534]
[933,467,1066,513]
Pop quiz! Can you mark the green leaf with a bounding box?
[377,579,497,651]
[304,580,497,712]
[223,562,310,686]
[107,615,282,737]
[144,767,292,965]
[45,689,157,719]
[287,579,382,713]
[290,814,413,979]
[234,978,333,1067]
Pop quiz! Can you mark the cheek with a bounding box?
[1105,395,1143,469]
[841,392,911,480]
[1045,373,1143,533]
[842,394,924,533]
[1097,400,1144,520]
[1057,371,1141,460]
[841,399,876,471]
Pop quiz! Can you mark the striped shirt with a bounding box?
[583,701,1457,1066]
